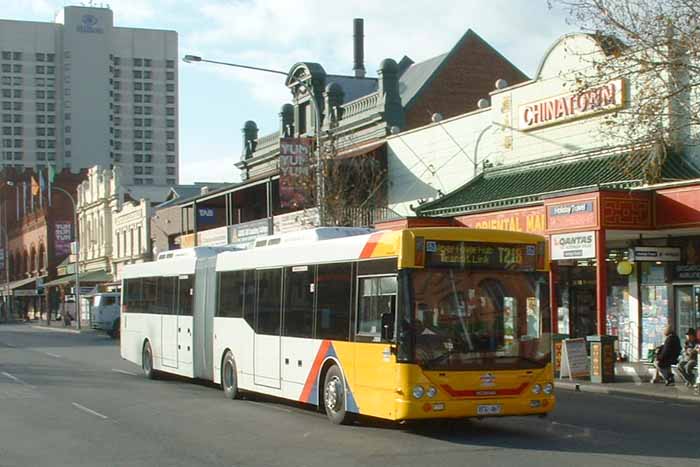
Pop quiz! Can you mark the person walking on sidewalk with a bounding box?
[678,328,698,386]
[652,325,682,386]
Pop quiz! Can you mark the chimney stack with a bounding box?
[353,18,366,78]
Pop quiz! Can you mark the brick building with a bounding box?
[0,167,84,320]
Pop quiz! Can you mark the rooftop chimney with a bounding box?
[353,18,366,78]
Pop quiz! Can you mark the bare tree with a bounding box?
[549,0,700,181]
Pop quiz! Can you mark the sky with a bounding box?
[4,0,574,184]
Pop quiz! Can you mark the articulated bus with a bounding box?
[120,227,555,424]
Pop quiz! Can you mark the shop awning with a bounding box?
[1,276,46,297]
[416,149,700,217]
[43,270,113,287]
[336,140,386,160]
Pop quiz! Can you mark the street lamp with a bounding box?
[183,54,325,225]
[51,186,81,330]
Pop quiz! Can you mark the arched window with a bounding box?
[29,246,36,274]
[38,244,45,272]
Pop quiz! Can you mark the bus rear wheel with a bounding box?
[142,341,157,380]
[323,365,352,425]
[222,351,240,400]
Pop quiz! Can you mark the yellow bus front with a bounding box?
[348,228,555,421]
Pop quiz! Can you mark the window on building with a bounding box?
[134,94,143,103]
[144,154,152,163]
[134,154,143,162]
[166,71,175,80]
[113,56,120,65]
[113,153,120,162]
[1,103,10,111]
[37,152,46,161]
[47,128,55,137]
[144,106,152,115]
[12,64,21,73]
[35,65,44,74]
[144,118,152,127]
[113,129,120,138]
[36,115,45,124]
[144,130,152,139]
[13,127,21,136]
[134,166,143,175]
[12,77,22,85]
[12,102,21,111]
[143,94,152,103]
[134,130,143,139]
[36,128,45,136]
[145,166,153,175]
[113,93,121,102]
[47,152,55,160]
[12,114,21,124]
[47,90,54,99]
[36,140,45,149]
[134,142,143,151]
[133,58,142,67]
[1,77,10,85]
[166,107,175,116]
[47,53,54,62]
[144,58,152,67]
[1,64,10,73]
[47,66,54,75]
[114,69,121,78]
[47,115,55,124]
[13,139,21,148]
[47,103,54,111]
[143,70,152,80]
[133,70,142,79]
[144,142,152,151]
[1,115,10,123]
[166,131,175,140]
[35,53,45,62]
[35,102,45,112]
[12,52,21,60]
[144,178,153,185]
[166,83,175,92]
[133,118,143,127]
[167,178,176,185]
[166,143,175,152]
[13,152,21,161]
[133,82,142,91]
[1,127,9,135]
[166,95,175,105]
[1,52,10,60]
[134,106,143,115]
[36,90,45,99]
[65,125,71,134]
[144,82,153,91]
[47,140,55,149]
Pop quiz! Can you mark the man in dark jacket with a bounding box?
[654,325,682,386]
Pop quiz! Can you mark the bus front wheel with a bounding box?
[222,351,240,400]
[323,365,351,425]
[142,341,157,380]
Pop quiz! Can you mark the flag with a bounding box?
[21,181,26,217]
[39,171,45,209]
[31,176,39,211]
[47,165,55,207]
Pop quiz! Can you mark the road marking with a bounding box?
[2,371,31,386]
[111,368,137,376]
[44,352,62,358]
[72,402,108,420]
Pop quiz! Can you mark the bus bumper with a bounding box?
[393,394,556,420]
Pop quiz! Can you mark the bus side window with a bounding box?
[283,266,314,338]
[217,271,243,318]
[157,277,176,315]
[243,271,256,330]
[256,269,282,335]
[316,263,352,341]
[357,276,397,340]
[142,277,157,314]
[179,275,194,316]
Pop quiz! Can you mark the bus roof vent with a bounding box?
[156,245,240,260]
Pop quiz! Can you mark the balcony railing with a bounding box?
[339,92,379,120]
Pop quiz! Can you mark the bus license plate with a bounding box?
[477,404,502,415]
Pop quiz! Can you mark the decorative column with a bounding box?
[595,229,607,335]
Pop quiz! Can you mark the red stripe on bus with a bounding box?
[359,233,383,258]
[440,382,529,398]
[300,340,331,403]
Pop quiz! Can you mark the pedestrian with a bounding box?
[678,328,698,386]
[651,325,682,386]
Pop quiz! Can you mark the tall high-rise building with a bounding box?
[0,5,178,185]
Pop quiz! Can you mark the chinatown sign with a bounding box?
[519,79,625,131]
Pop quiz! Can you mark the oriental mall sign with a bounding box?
[518,79,626,131]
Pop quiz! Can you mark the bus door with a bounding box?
[254,268,283,389]
[159,277,179,368]
[177,274,195,367]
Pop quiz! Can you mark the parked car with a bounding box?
[89,293,121,338]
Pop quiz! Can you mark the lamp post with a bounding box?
[51,186,80,329]
[182,54,325,225]
[1,180,14,321]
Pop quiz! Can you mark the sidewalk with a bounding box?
[556,361,700,403]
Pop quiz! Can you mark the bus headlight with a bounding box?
[412,385,425,399]
[531,384,542,395]
[427,386,438,398]
[543,383,554,395]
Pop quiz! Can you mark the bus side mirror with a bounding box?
[381,312,395,341]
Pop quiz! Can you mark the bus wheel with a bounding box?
[142,341,156,380]
[323,365,351,425]
[222,351,239,400]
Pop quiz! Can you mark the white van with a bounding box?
[90,293,121,338]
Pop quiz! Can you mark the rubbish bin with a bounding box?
[586,335,618,383]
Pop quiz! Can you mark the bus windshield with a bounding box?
[406,269,551,370]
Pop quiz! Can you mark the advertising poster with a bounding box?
[54,222,73,257]
[279,137,313,209]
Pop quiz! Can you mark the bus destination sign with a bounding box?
[425,241,538,271]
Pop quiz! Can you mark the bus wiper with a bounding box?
[427,349,456,366]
